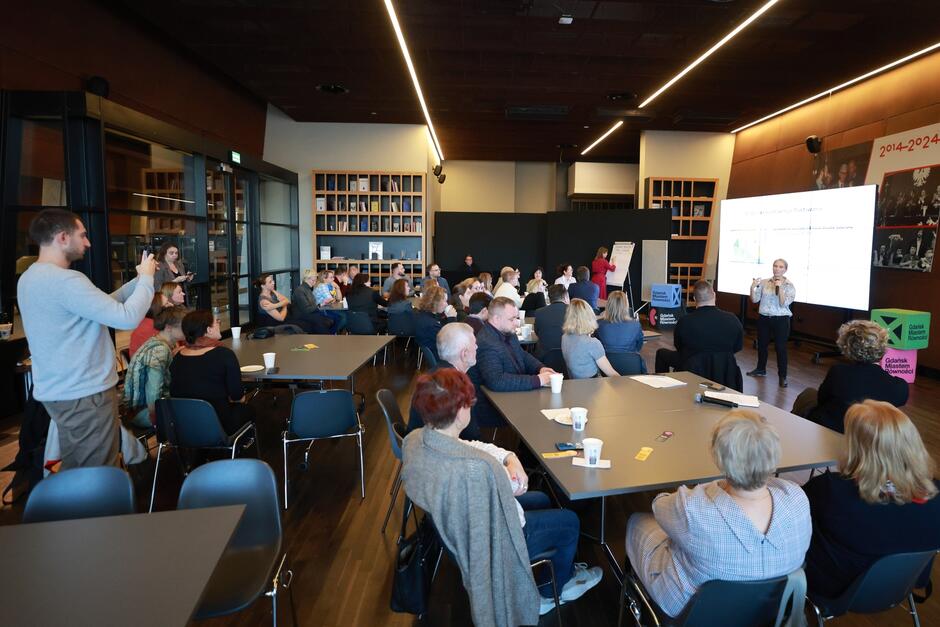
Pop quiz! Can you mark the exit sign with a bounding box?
[230,150,241,164]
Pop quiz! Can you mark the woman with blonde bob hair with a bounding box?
[414,285,458,360]
[793,319,908,432]
[560,298,618,379]
[803,400,940,598]
[596,291,643,353]
[626,410,811,617]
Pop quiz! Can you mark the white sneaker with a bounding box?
[559,562,603,602]
[539,595,563,615]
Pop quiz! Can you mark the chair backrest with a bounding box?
[156,398,230,448]
[682,351,744,392]
[520,292,546,311]
[388,310,416,336]
[823,550,938,616]
[675,572,794,626]
[346,311,376,335]
[23,466,136,523]
[541,348,567,377]
[289,389,359,438]
[606,351,647,375]
[376,389,406,461]
[177,459,281,550]
[420,345,439,369]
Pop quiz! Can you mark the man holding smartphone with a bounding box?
[18,209,156,469]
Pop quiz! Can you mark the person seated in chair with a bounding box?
[533,284,568,359]
[596,291,643,353]
[312,269,347,333]
[802,401,940,599]
[169,310,253,435]
[344,272,388,332]
[566,266,599,311]
[385,278,413,315]
[256,273,309,334]
[414,285,458,361]
[494,267,523,307]
[402,368,603,620]
[561,299,619,379]
[382,262,412,297]
[290,270,335,334]
[626,410,811,618]
[465,291,491,335]
[792,320,908,433]
[476,297,556,392]
[424,263,449,293]
[654,280,742,373]
[124,306,187,429]
[525,267,548,300]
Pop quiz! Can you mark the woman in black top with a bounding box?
[414,285,457,360]
[803,400,940,599]
[793,320,908,432]
[169,309,252,434]
[345,272,388,329]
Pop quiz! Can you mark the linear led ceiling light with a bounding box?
[639,0,779,109]
[580,120,624,156]
[383,0,445,162]
[733,41,940,133]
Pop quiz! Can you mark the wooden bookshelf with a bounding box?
[312,169,426,286]
[646,177,718,306]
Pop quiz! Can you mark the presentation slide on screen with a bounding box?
[717,185,876,311]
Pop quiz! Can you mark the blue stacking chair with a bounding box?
[23,466,136,523]
[606,351,648,375]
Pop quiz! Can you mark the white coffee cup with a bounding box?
[518,310,525,321]
[263,352,276,369]
[0,323,11,340]
[549,373,564,394]
[582,438,604,466]
[342,297,349,309]
[231,326,242,340]
[571,407,588,431]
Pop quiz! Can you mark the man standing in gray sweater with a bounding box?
[18,209,156,469]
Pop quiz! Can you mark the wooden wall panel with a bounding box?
[727,50,940,369]
[0,0,267,155]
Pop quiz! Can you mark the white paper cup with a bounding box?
[342,297,348,309]
[550,373,564,394]
[263,352,276,369]
[518,310,525,321]
[0,323,11,340]
[231,326,242,340]
[571,407,588,431]
[583,437,604,466]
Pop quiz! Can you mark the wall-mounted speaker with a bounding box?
[805,135,822,154]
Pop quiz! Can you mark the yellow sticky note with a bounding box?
[542,450,577,459]
[304,343,318,349]
[634,446,654,461]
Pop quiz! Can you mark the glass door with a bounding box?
[206,163,252,330]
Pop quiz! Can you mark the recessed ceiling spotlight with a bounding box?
[583,125,590,129]
[316,83,349,95]
[558,14,573,25]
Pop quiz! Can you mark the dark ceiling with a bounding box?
[112,0,940,162]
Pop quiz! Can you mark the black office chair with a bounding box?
[376,389,412,540]
[23,466,136,523]
[541,348,568,378]
[346,311,376,335]
[521,292,546,312]
[177,459,296,627]
[682,351,744,392]
[418,344,438,370]
[606,351,648,375]
[150,398,259,512]
[619,560,806,627]
[808,550,937,627]
[281,389,364,509]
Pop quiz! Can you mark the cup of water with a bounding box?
[582,438,604,466]
[571,407,588,431]
[231,326,242,340]
[263,352,276,369]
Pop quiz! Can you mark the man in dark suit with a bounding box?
[407,322,483,439]
[655,280,743,373]
[460,254,480,280]
[475,296,556,393]
[534,284,568,358]
[566,266,599,311]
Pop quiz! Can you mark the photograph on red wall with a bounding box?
[873,165,939,272]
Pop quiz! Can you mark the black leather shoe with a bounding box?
[746,369,767,377]
[779,376,788,387]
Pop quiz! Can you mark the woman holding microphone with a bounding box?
[747,258,795,387]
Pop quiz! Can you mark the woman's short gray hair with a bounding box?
[710,410,780,490]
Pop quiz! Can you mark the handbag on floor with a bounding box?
[390,513,441,615]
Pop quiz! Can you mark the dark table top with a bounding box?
[224,333,393,380]
[484,371,843,500]
[0,505,244,627]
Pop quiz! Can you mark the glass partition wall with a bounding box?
[0,91,299,342]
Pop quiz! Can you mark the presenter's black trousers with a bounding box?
[756,314,790,376]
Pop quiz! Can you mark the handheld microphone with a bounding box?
[775,284,779,295]
[694,392,738,408]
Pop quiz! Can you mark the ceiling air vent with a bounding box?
[505,104,569,121]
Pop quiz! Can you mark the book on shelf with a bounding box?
[391,179,399,192]
[370,200,379,212]
[403,221,411,232]
[360,217,368,231]
[338,199,345,211]
[391,201,399,212]
[348,180,357,191]
[392,220,400,232]
[403,198,411,212]
[319,246,331,260]
[359,201,367,211]
[382,216,390,232]
[415,220,422,233]
[371,218,379,231]
[381,180,388,192]
[326,177,335,191]
[692,204,705,216]
[369,241,383,260]
[327,197,335,211]
[349,217,358,231]
[358,177,369,192]
[338,219,348,231]
[316,197,326,212]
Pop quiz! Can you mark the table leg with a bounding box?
[579,496,624,584]
[349,373,355,395]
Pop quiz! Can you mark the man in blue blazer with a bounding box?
[474,297,556,391]
[566,266,599,311]
[533,284,569,358]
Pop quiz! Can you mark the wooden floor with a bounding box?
[1,328,939,627]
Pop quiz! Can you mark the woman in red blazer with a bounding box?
[590,246,616,299]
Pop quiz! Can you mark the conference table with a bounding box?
[0,505,244,626]
[483,371,843,580]
[224,334,393,393]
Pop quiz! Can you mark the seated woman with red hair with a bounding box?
[401,368,601,621]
